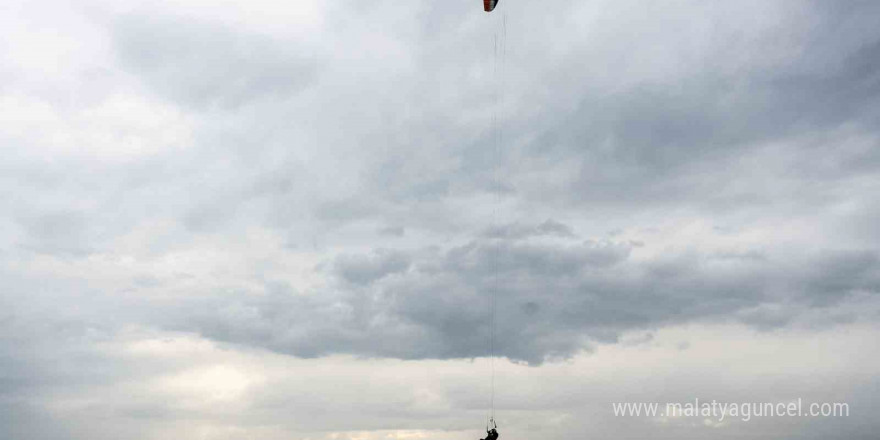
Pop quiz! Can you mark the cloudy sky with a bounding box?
[2,0,880,439]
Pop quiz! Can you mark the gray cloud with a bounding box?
[4,0,880,438]
[114,15,318,109]
[483,219,576,239]
[16,209,94,256]
[175,228,879,364]
[2,0,878,367]
[801,250,880,306]
[334,249,411,285]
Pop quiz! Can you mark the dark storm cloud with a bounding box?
[177,223,880,364]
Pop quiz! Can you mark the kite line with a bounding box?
[488,9,507,428]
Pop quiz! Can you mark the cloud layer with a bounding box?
[2,0,880,438]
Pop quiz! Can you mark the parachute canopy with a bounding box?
[484,0,500,12]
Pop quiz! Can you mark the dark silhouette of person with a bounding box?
[480,419,499,440]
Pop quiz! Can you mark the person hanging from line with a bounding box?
[480,418,499,440]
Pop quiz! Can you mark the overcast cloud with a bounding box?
[2,0,879,439]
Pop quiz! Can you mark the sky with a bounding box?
[1,0,880,439]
